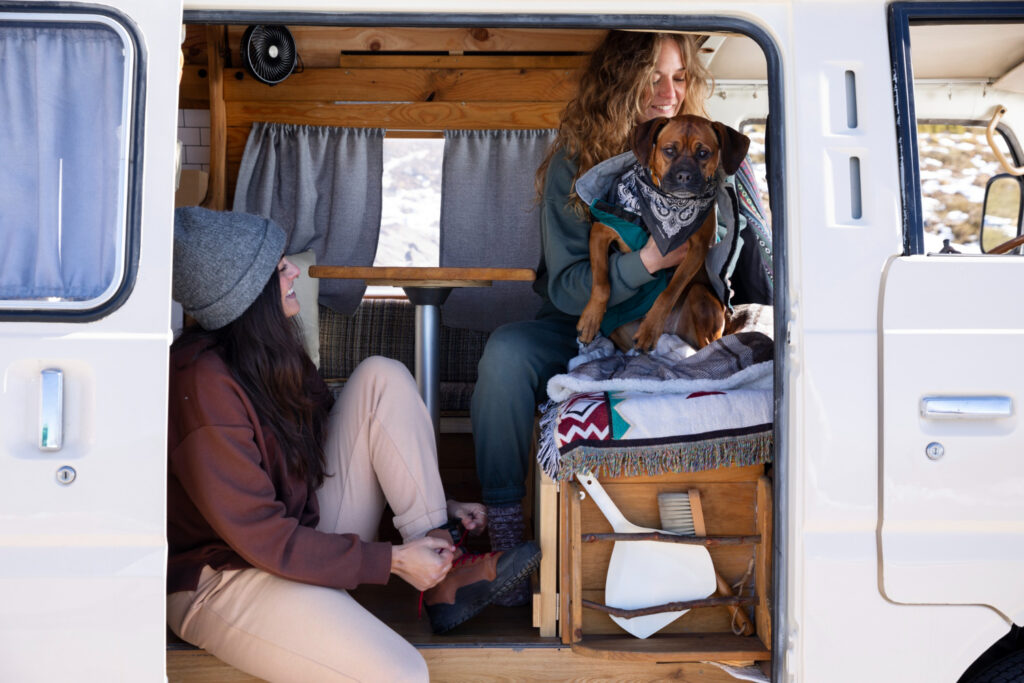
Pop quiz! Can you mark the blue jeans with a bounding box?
[470,309,579,505]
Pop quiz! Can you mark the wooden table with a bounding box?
[309,266,535,438]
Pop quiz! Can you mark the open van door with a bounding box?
[881,7,1024,627]
[880,255,1024,619]
[0,1,181,679]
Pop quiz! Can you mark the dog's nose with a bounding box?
[675,170,695,184]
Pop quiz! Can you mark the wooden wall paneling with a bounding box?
[225,126,251,209]
[559,477,571,644]
[204,25,227,210]
[223,66,576,103]
[179,65,210,108]
[755,476,773,650]
[224,26,603,67]
[569,479,583,644]
[182,24,210,65]
[224,101,564,130]
[339,54,586,69]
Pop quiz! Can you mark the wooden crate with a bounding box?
[559,465,772,662]
[531,466,559,637]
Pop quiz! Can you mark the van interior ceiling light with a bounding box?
[240,25,297,86]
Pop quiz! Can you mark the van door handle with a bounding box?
[39,369,63,450]
[920,396,1013,420]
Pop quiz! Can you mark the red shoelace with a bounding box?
[417,526,472,618]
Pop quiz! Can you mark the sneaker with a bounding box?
[422,540,541,634]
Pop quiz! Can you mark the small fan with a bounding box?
[240,25,297,85]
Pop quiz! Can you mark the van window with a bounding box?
[891,6,1024,253]
[367,136,444,296]
[375,137,443,267]
[0,14,136,313]
[918,122,1015,253]
[740,120,770,220]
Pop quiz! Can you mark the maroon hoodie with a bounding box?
[166,341,392,593]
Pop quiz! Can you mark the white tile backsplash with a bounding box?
[177,108,210,175]
[182,108,211,128]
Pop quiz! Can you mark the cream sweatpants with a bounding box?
[167,356,448,683]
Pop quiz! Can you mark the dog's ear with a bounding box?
[712,121,751,176]
[632,117,670,166]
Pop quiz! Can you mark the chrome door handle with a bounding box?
[920,396,1013,420]
[39,369,63,450]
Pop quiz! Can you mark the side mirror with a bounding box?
[980,174,1024,253]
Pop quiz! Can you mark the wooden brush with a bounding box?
[657,489,705,536]
[658,489,755,636]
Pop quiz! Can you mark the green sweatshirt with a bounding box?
[533,149,658,319]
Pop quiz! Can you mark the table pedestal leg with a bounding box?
[403,287,452,447]
[415,303,442,441]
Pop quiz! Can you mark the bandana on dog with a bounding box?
[574,150,772,335]
[606,162,720,255]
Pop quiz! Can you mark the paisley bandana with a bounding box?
[610,162,719,255]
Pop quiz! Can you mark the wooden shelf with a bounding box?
[572,632,770,663]
[561,468,774,662]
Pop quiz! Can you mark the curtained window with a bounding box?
[439,128,556,332]
[0,18,135,311]
[233,122,384,314]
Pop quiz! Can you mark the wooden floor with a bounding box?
[168,647,768,682]
[167,583,770,682]
[165,433,773,681]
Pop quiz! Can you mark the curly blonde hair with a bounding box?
[536,31,714,211]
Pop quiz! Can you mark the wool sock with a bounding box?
[487,502,532,606]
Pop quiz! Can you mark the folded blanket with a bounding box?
[537,388,773,481]
[547,330,773,402]
[537,305,775,481]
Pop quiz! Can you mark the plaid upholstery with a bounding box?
[318,299,490,411]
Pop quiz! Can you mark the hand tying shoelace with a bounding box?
[418,523,469,618]
[418,524,542,633]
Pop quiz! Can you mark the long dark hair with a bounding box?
[175,268,328,489]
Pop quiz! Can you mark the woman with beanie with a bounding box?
[166,207,540,682]
[471,31,771,606]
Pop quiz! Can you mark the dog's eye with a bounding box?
[661,146,677,159]
[697,148,711,160]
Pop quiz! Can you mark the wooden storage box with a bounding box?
[559,465,772,663]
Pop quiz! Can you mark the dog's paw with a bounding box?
[632,321,660,351]
[576,318,599,344]
[577,304,606,344]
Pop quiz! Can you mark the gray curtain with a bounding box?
[439,129,556,331]
[0,25,126,302]
[233,122,384,313]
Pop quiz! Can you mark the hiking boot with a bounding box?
[422,540,541,634]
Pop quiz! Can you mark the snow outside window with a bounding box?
[369,137,443,296]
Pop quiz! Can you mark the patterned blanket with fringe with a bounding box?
[537,310,774,481]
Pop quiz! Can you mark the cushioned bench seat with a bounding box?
[318,299,490,413]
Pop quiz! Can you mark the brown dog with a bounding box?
[577,114,750,351]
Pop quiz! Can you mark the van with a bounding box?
[2,1,1023,681]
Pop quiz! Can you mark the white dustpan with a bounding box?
[576,472,717,638]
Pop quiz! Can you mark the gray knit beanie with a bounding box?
[173,207,287,330]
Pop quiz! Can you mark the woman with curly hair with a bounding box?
[471,31,769,606]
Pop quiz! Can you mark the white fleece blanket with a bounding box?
[546,330,774,403]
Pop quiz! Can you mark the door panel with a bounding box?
[880,255,1024,621]
[0,1,181,680]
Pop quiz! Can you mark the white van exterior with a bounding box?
[1,1,1022,681]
